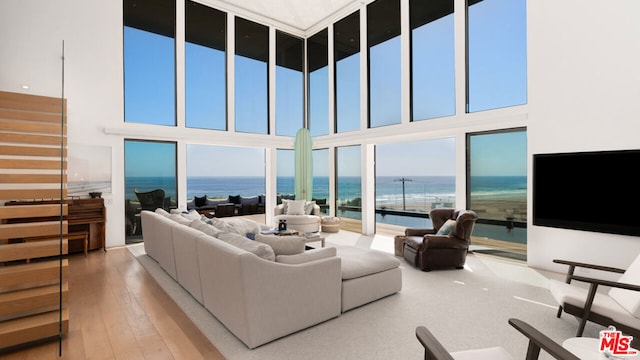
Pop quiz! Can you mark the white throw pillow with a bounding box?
[256,233,305,256]
[225,218,261,237]
[217,232,275,261]
[190,219,223,237]
[182,209,202,221]
[304,201,316,215]
[286,200,306,215]
[169,213,193,226]
[155,208,170,217]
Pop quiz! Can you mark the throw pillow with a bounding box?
[169,213,193,226]
[209,217,230,232]
[276,247,336,264]
[304,201,316,215]
[217,232,276,261]
[155,208,170,217]
[256,233,305,256]
[194,195,207,207]
[286,200,306,215]
[436,219,456,236]
[225,218,261,236]
[190,219,223,237]
[228,195,241,204]
[182,209,201,221]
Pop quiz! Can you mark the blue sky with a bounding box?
[124,0,527,179]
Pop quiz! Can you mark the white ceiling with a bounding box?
[216,0,363,31]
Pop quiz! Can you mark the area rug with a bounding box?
[128,243,603,359]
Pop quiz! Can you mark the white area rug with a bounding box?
[128,241,602,359]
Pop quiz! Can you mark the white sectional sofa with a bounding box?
[140,209,401,349]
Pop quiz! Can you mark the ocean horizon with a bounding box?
[125,175,525,204]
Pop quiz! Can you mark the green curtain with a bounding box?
[294,128,313,201]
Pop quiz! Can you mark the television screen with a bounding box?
[533,149,640,236]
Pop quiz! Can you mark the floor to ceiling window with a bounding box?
[376,138,455,228]
[334,11,361,133]
[276,31,304,136]
[123,0,176,126]
[467,128,527,259]
[467,0,527,112]
[186,144,266,201]
[276,149,295,199]
[235,17,269,134]
[410,0,455,121]
[336,145,361,221]
[368,0,401,128]
[124,140,177,243]
[307,29,329,137]
[185,1,226,130]
[313,148,330,214]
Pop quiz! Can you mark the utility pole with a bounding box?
[394,177,413,210]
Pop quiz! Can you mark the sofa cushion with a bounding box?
[335,246,401,280]
[190,218,224,237]
[169,213,193,226]
[609,253,640,317]
[194,195,207,207]
[183,209,202,221]
[217,232,276,261]
[286,200,306,215]
[276,247,337,264]
[155,208,170,217]
[256,233,305,256]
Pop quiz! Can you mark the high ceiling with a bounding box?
[215,0,363,31]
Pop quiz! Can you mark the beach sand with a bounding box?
[377,196,527,222]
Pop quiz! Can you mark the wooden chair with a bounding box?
[549,254,640,347]
[416,318,579,360]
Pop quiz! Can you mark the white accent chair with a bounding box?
[416,318,579,360]
[548,253,640,348]
[273,200,321,233]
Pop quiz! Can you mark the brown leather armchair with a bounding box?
[403,208,478,271]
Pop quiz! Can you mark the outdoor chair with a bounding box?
[416,318,579,360]
[135,188,166,212]
[403,208,478,271]
[548,253,640,348]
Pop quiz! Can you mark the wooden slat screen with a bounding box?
[0,91,70,349]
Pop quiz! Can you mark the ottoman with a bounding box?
[335,246,402,312]
[321,216,340,233]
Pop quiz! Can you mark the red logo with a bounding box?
[599,326,638,357]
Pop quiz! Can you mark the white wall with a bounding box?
[2,0,640,265]
[527,0,640,272]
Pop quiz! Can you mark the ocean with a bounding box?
[125,175,527,240]
[125,175,525,207]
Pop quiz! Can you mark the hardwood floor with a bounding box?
[1,247,225,360]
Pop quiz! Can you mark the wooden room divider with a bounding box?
[0,90,69,350]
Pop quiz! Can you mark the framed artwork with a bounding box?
[67,144,112,197]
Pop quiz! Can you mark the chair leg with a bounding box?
[556,306,563,318]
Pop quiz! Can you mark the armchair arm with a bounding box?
[405,228,436,237]
[553,259,625,285]
[508,318,580,360]
[415,326,455,360]
[423,235,468,249]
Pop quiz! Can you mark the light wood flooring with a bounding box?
[1,247,225,360]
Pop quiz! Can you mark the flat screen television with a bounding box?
[533,149,640,236]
